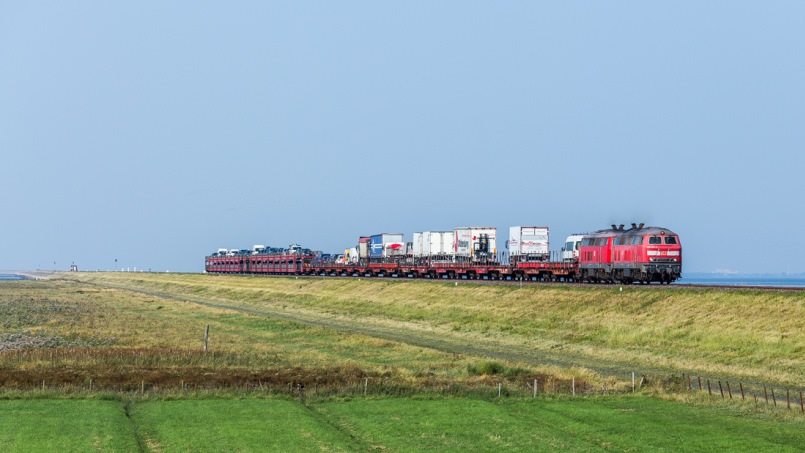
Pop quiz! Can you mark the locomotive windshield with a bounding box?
[664,236,678,244]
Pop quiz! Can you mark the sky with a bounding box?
[2,2,804,274]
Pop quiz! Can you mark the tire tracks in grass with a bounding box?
[299,401,374,451]
[123,399,148,453]
[74,278,805,395]
[81,279,668,379]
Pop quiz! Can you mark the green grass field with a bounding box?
[312,395,805,451]
[0,395,802,452]
[0,399,138,451]
[0,273,803,451]
[130,398,359,451]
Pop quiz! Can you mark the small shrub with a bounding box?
[468,361,505,376]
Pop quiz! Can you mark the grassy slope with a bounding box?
[1,274,804,451]
[0,278,474,387]
[72,272,805,387]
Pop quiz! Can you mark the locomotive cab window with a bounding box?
[649,236,662,244]
[664,236,678,245]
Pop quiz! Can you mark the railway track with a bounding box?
[209,272,805,292]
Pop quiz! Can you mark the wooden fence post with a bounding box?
[203,324,210,352]
[739,382,745,400]
[764,385,768,405]
[718,381,724,398]
[572,377,575,396]
[726,382,732,399]
[771,388,777,407]
[786,389,790,410]
[632,372,635,393]
[800,391,804,413]
[707,379,712,396]
[688,375,691,392]
[534,379,537,398]
[698,376,702,391]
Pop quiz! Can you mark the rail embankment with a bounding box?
[58,272,805,390]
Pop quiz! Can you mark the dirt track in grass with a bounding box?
[76,278,706,381]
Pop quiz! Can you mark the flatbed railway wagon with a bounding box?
[206,252,578,281]
[205,250,318,274]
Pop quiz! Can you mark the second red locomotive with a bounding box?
[578,223,681,284]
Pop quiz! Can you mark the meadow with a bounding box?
[1,394,802,452]
[0,273,803,451]
[67,272,805,388]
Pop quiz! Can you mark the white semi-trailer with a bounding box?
[508,226,549,262]
[454,227,497,263]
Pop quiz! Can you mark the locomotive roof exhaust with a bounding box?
[631,223,637,229]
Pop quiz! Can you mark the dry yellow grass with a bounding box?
[64,272,805,388]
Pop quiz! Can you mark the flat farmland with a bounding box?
[0,273,803,451]
[1,396,802,452]
[0,399,138,451]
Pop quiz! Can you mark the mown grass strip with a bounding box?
[128,398,362,451]
[0,399,139,452]
[313,395,805,452]
[6,395,795,452]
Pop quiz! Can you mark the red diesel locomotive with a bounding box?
[578,223,681,284]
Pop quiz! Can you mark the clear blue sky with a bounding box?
[2,2,803,274]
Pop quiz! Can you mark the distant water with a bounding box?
[676,276,805,288]
[0,274,25,280]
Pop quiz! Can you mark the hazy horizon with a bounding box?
[3,2,804,274]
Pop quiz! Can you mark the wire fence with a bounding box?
[5,371,803,415]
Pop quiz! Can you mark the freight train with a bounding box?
[205,223,682,284]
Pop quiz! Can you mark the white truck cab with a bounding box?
[562,235,584,262]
